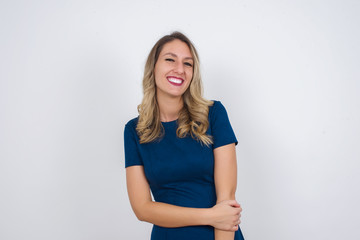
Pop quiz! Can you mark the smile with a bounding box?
[167,77,184,86]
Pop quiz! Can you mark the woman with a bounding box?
[124,31,244,240]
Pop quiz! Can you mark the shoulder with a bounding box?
[208,100,237,147]
[125,117,139,129]
[208,100,228,119]
[124,117,139,137]
[209,100,224,110]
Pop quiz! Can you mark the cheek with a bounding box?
[154,75,162,88]
[185,76,193,89]
[154,66,162,85]
[154,63,168,78]
[187,70,193,82]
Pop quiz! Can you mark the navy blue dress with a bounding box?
[124,101,244,240]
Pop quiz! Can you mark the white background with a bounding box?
[1,0,359,239]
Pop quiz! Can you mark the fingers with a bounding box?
[224,200,243,215]
[232,206,242,217]
[230,219,241,231]
[219,200,241,209]
[223,218,241,232]
[226,200,240,208]
[234,216,241,225]
[212,200,243,231]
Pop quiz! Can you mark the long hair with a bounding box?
[136,31,213,146]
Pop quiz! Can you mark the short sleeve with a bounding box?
[210,101,238,149]
[124,120,143,168]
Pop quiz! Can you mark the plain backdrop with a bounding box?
[1,0,359,239]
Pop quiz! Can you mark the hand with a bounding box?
[209,200,242,231]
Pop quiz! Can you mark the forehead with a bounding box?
[160,39,193,58]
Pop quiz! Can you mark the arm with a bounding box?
[126,165,240,230]
[214,143,242,240]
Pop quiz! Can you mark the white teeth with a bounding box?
[168,78,183,84]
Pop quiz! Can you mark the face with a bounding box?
[154,39,194,100]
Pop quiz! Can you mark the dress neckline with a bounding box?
[161,119,178,125]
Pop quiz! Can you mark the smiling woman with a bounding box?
[124,32,245,240]
[154,39,193,100]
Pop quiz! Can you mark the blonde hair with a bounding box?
[136,32,213,146]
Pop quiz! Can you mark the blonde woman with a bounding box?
[124,32,244,240]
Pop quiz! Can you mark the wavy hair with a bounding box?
[136,31,213,146]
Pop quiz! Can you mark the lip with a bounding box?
[166,76,184,86]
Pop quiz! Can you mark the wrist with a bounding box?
[201,208,214,226]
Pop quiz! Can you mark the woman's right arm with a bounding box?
[126,165,241,231]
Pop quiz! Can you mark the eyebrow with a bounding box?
[162,52,193,60]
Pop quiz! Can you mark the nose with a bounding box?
[174,61,184,74]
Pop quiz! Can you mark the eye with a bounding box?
[165,58,175,62]
[184,62,193,67]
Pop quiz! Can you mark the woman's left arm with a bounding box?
[214,143,242,240]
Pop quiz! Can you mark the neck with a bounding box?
[157,95,183,122]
